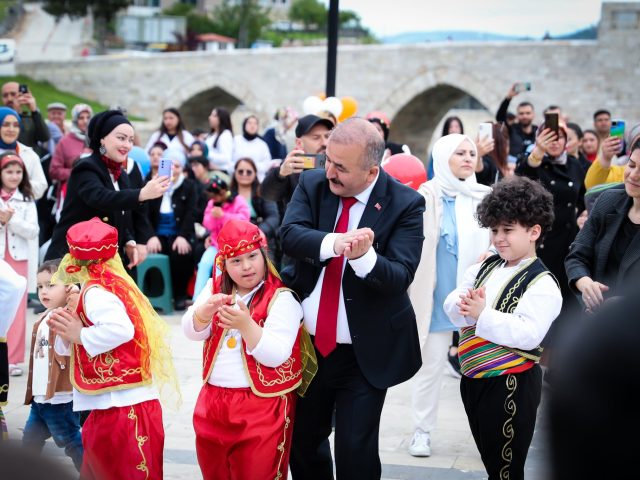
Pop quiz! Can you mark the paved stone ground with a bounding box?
[3,310,549,479]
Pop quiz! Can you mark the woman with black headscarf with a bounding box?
[232,115,272,182]
[45,110,169,266]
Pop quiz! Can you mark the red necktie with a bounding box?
[315,196,358,357]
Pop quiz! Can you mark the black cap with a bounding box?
[295,114,334,138]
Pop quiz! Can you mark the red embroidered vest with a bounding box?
[71,281,151,394]
[202,280,302,397]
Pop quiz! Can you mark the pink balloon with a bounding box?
[382,154,427,190]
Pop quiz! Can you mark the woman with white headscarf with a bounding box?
[407,133,492,457]
[49,104,93,186]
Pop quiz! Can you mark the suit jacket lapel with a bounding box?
[598,213,625,280]
[618,223,640,282]
[358,170,389,231]
[319,183,339,233]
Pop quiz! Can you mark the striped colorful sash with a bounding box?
[459,255,556,378]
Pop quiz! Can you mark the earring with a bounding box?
[99,145,106,155]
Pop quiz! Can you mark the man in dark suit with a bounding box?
[281,118,425,479]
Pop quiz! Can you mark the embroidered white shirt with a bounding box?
[54,287,158,411]
[444,257,563,351]
[183,280,302,387]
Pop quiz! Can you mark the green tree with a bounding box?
[42,0,131,54]
[210,0,270,49]
[163,3,217,37]
[289,0,326,31]
[339,10,361,28]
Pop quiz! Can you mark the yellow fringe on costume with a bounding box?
[216,251,318,396]
[267,257,318,397]
[53,253,181,408]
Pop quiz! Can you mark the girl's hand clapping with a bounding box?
[218,300,252,331]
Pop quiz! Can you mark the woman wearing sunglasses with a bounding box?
[231,158,279,254]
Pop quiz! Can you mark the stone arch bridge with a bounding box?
[18,2,640,159]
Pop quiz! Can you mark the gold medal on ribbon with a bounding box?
[226,336,237,349]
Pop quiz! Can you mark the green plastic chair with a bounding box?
[137,254,173,314]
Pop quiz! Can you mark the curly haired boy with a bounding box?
[444,176,562,480]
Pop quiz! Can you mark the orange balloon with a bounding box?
[338,96,358,122]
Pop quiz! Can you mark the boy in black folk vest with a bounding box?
[444,176,563,480]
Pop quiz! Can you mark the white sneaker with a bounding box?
[408,429,431,457]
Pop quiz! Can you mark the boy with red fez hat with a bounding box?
[48,217,178,480]
[183,219,315,480]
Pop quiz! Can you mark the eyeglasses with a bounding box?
[236,169,255,176]
[1,122,19,129]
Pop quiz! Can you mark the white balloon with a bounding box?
[302,96,324,115]
[322,97,343,117]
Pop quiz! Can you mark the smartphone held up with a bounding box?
[157,157,172,179]
[610,119,626,154]
[294,152,326,170]
[610,119,625,139]
[514,82,531,94]
[544,113,559,135]
[478,123,493,141]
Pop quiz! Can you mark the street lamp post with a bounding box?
[326,0,339,97]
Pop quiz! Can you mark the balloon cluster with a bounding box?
[302,95,358,122]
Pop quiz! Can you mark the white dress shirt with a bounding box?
[302,173,380,344]
[182,279,303,387]
[144,130,194,156]
[55,287,158,411]
[205,130,234,173]
[443,257,563,351]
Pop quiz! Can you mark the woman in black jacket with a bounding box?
[230,157,280,253]
[145,148,196,311]
[45,110,168,265]
[565,139,640,311]
[516,122,586,346]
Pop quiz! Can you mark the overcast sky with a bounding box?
[327,0,630,38]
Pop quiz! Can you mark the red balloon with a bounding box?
[382,153,427,190]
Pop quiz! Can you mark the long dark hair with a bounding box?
[230,157,261,197]
[159,107,189,151]
[441,116,464,136]
[489,122,509,176]
[212,107,233,148]
[0,151,33,199]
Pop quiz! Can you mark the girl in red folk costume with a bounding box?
[48,217,178,480]
[183,219,315,480]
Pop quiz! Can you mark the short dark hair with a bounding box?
[476,176,554,246]
[517,101,534,110]
[593,109,611,120]
[38,259,61,275]
[544,105,560,113]
[566,122,584,139]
